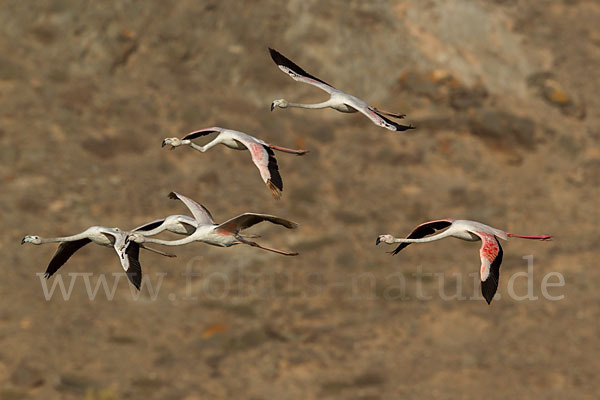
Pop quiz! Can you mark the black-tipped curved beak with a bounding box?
[161,139,167,148]
[375,237,381,245]
[21,237,26,244]
[270,103,275,112]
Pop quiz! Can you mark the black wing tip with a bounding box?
[267,48,333,88]
[125,242,142,291]
[481,279,497,305]
[133,219,165,232]
[264,145,283,192]
[182,129,218,141]
[128,272,141,291]
[373,109,416,131]
[268,47,284,64]
[390,243,407,256]
[392,122,416,132]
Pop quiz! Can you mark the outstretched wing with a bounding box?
[269,48,335,93]
[232,134,283,199]
[168,192,215,225]
[182,127,220,141]
[391,219,454,255]
[347,102,415,132]
[115,238,142,291]
[471,231,503,305]
[44,239,92,278]
[217,213,298,235]
[130,218,166,232]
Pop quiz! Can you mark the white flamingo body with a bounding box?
[162,127,307,199]
[184,224,239,248]
[212,129,261,150]
[268,48,415,132]
[376,219,551,304]
[22,226,175,290]
[127,192,299,256]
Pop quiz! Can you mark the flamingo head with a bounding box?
[126,233,146,244]
[270,99,288,111]
[375,234,395,245]
[162,137,183,149]
[21,235,41,245]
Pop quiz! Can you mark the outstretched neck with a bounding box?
[287,99,333,109]
[40,232,90,243]
[143,235,197,246]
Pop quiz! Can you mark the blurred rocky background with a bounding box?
[1,0,599,398]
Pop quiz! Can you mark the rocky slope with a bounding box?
[0,1,598,399]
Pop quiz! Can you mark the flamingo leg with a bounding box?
[373,107,406,119]
[140,244,177,257]
[507,233,552,241]
[269,144,308,156]
[241,238,298,256]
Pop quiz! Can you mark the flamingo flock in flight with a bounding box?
[127,192,299,256]
[22,48,551,304]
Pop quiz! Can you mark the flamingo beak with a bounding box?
[375,237,381,245]
[21,237,26,245]
[161,139,167,148]
[270,102,275,112]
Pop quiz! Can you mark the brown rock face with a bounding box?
[1,1,599,399]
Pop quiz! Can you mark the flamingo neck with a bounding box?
[287,100,333,109]
[143,235,196,246]
[40,232,89,243]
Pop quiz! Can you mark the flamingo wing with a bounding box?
[269,48,336,93]
[217,213,298,235]
[168,192,215,225]
[130,218,166,232]
[390,219,454,255]
[115,239,142,291]
[471,231,503,305]
[44,238,92,278]
[232,135,283,199]
[347,102,415,132]
[182,128,220,141]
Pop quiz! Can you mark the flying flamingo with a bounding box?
[126,192,299,256]
[22,226,176,290]
[375,219,552,304]
[161,127,307,199]
[268,48,415,132]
